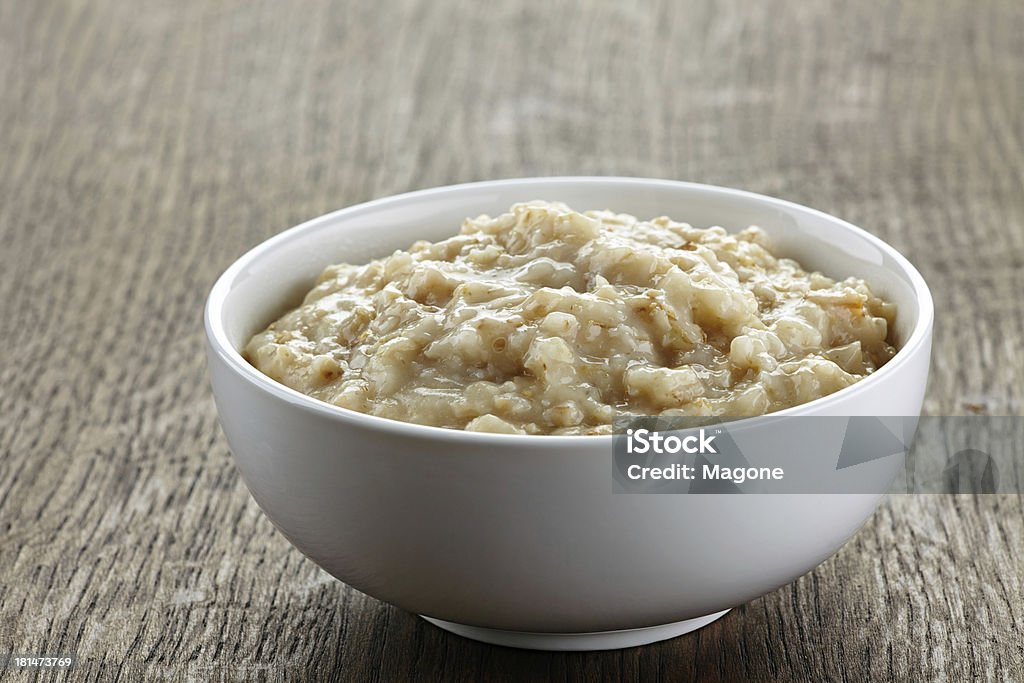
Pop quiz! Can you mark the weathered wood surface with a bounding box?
[1,0,1023,680]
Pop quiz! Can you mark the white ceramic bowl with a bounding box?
[205,178,933,651]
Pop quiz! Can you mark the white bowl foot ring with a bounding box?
[420,609,730,651]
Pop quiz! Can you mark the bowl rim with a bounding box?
[204,176,934,445]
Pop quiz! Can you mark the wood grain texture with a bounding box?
[1,0,1023,680]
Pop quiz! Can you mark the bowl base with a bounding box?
[420,609,730,651]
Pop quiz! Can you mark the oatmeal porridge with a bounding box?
[244,202,897,434]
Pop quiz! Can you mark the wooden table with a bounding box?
[2,0,1022,680]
